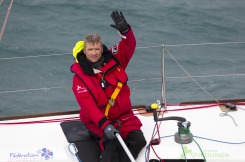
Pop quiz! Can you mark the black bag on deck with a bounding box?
[60,120,101,162]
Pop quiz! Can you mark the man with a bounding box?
[71,11,146,162]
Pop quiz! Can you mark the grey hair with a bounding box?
[84,33,103,48]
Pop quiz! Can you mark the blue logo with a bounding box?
[40,148,54,160]
[9,148,54,161]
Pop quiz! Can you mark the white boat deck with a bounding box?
[0,103,244,162]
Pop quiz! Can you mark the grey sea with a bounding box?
[0,0,245,117]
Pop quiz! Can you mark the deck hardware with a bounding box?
[225,103,237,110]
[174,121,193,144]
[150,103,193,144]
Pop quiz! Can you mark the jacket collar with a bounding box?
[76,45,119,75]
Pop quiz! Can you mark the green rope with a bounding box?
[193,138,207,162]
[180,143,188,162]
[179,131,188,162]
[178,127,191,134]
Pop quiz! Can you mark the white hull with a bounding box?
[1,102,244,162]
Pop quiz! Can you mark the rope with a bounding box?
[0,0,13,42]
[145,134,245,161]
[194,135,245,144]
[193,138,207,162]
[237,106,245,111]
[180,142,187,162]
[220,109,238,127]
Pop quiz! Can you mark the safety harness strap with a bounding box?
[105,82,123,117]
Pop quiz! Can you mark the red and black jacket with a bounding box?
[71,28,142,138]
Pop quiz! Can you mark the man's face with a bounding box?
[83,42,103,63]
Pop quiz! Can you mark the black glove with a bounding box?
[104,124,119,140]
[110,11,129,34]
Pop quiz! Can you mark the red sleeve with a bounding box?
[72,75,110,130]
[111,26,136,70]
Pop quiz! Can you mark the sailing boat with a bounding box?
[1,0,245,161]
[0,42,245,162]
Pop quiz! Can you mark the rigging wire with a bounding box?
[136,41,245,49]
[0,53,71,61]
[0,73,245,94]
[1,41,245,96]
[165,48,220,103]
[165,47,240,126]
[1,41,245,60]
[0,86,67,94]
[0,0,13,42]
[165,41,245,47]
[0,41,244,126]
[0,5,244,160]
[1,41,243,111]
[0,0,3,6]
